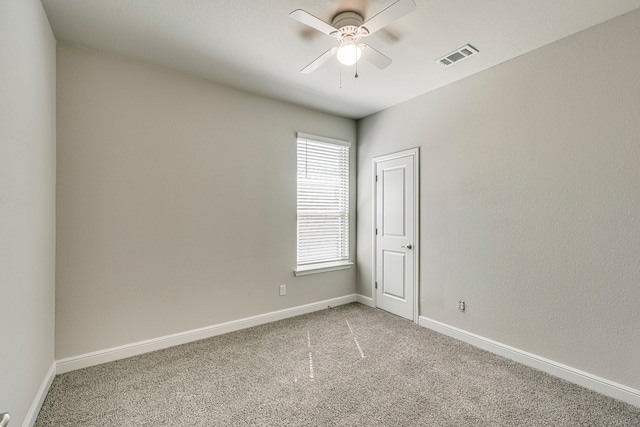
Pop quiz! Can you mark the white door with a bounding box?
[374,149,418,321]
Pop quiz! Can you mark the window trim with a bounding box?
[294,261,354,277]
[296,132,351,148]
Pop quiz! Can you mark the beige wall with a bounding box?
[357,9,640,390]
[0,0,57,424]
[56,44,357,359]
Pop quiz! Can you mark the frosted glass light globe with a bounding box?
[336,39,362,66]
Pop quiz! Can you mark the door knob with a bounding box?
[0,412,10,427]
[402,244,413,249]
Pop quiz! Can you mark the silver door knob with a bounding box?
[0,412,10,427]
[402,244,413,249]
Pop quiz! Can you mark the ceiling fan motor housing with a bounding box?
[331,11,368,37]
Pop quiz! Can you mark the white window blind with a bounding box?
[297,133,350,269]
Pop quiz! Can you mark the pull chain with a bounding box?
[355,45,359,78]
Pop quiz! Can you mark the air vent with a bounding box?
[436,44,478,67]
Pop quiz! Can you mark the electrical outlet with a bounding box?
[458,300,466,312]
[279,284,286,296]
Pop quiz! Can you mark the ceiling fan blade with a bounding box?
[360,0,416,35]
[300,48,338,74]
[360,44,392,69]
[289,9,338,36]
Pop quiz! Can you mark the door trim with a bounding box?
[372,148,420,323]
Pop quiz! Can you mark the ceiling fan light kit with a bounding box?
[289,0,416,74]
[336,36,362,66]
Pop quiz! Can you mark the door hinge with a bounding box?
[375,228,378,235]
[375,281,378,289]
[375,175,378,182]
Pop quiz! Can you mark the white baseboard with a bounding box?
[57,294,358,374]
[419,316,640,407]
[24,361,56,427]
[356,294,374,307]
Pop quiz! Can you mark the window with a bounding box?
[295,133,351,275]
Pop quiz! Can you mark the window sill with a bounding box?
[294,262,353,277]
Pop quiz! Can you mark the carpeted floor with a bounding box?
[36,303,640,426]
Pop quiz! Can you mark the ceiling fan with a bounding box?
[289,0,416,74]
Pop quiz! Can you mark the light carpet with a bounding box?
[36,303,640,426]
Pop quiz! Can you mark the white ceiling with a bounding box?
[42,0,640,119]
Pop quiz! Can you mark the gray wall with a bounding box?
[0,0,57,424]
[55,44,357,359]
[357,9,640,390]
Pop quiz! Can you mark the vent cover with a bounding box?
[436,44,478,67]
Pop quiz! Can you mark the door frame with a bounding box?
[372,147,420,323]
